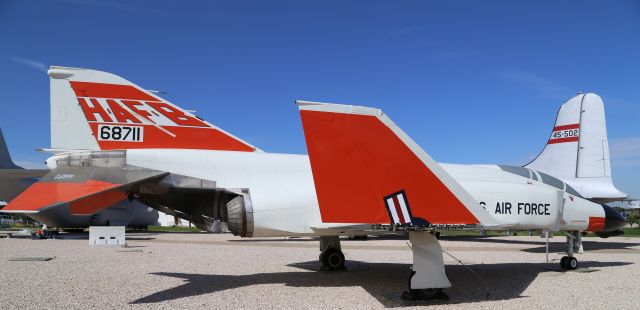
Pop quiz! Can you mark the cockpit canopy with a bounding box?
[498,165,582,197]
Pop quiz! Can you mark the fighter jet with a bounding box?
[0,127,159,228]
[2,67,627,299]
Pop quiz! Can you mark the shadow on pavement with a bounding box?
[440,236,640,253]
[131,260,631,307]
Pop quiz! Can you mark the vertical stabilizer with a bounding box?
[0,128,20,169]
[525,93,626,202]
[48,66,258,152]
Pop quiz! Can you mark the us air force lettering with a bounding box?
[488,201,551,215]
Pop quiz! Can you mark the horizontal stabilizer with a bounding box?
[297,101,495,226]
[2,165,166,214]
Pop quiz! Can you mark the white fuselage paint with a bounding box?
[122,149,605,237]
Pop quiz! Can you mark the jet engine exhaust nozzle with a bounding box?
[595,205,626,238]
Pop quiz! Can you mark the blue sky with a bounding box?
[0,0,638,197]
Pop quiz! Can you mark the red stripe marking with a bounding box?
[392,195,405,224]
[553,123,580,131]
[70,81,158,101]
[548,137,579,144]
[587,216,605,231]
[3,180,120,212]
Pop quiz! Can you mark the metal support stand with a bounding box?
[545,232,549,263]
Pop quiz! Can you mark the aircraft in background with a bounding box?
[0,128,159,228]
[2,67,627,299]
[525,93,627,203]
[0,128,47,208]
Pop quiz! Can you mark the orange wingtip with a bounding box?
[3,180,121,213]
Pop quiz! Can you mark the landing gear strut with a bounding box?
[402,231,450,301]
[560,231,582,270]
[319,236,345,270]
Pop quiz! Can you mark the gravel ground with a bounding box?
[1,232,638,309]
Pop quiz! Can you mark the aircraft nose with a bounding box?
[601,204,626,232]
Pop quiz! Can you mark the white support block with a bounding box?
[89,226,126,246]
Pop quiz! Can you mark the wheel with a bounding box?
[406,271,446,300]
[560,256,578,270]
[560,256,568,269]
[320,248,345,270]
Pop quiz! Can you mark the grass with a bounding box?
[623,227,640,237]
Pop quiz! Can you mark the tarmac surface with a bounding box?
[1,231,639,309]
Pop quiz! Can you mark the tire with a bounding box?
[560,256,568,269]
[407,272,444,300]
[321,248,345,270]
[568,257,578,270]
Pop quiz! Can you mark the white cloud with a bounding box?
[9,56,47,72]
[610,137,640,168]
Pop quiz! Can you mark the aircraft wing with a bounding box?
[2,165,167,215]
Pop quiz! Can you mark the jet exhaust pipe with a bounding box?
[595,205,626,238]
[225,194,254,237]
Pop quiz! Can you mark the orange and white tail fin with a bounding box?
[525,93,626,202]
[297,100,495,226]
[48,66,257,152]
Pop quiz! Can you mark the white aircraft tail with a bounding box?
[48,66,257,152]
[525,93,627,202]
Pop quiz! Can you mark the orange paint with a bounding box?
[87,123,254,151]
[106,99,142,123]
[78,98,113,122]
[300,110,479,225]
[4,180,120,212]
[587,216,605,231]
[146,101,209,127]
[72,81,254,152]
[71,81,158,101]
[69,191,128,215]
